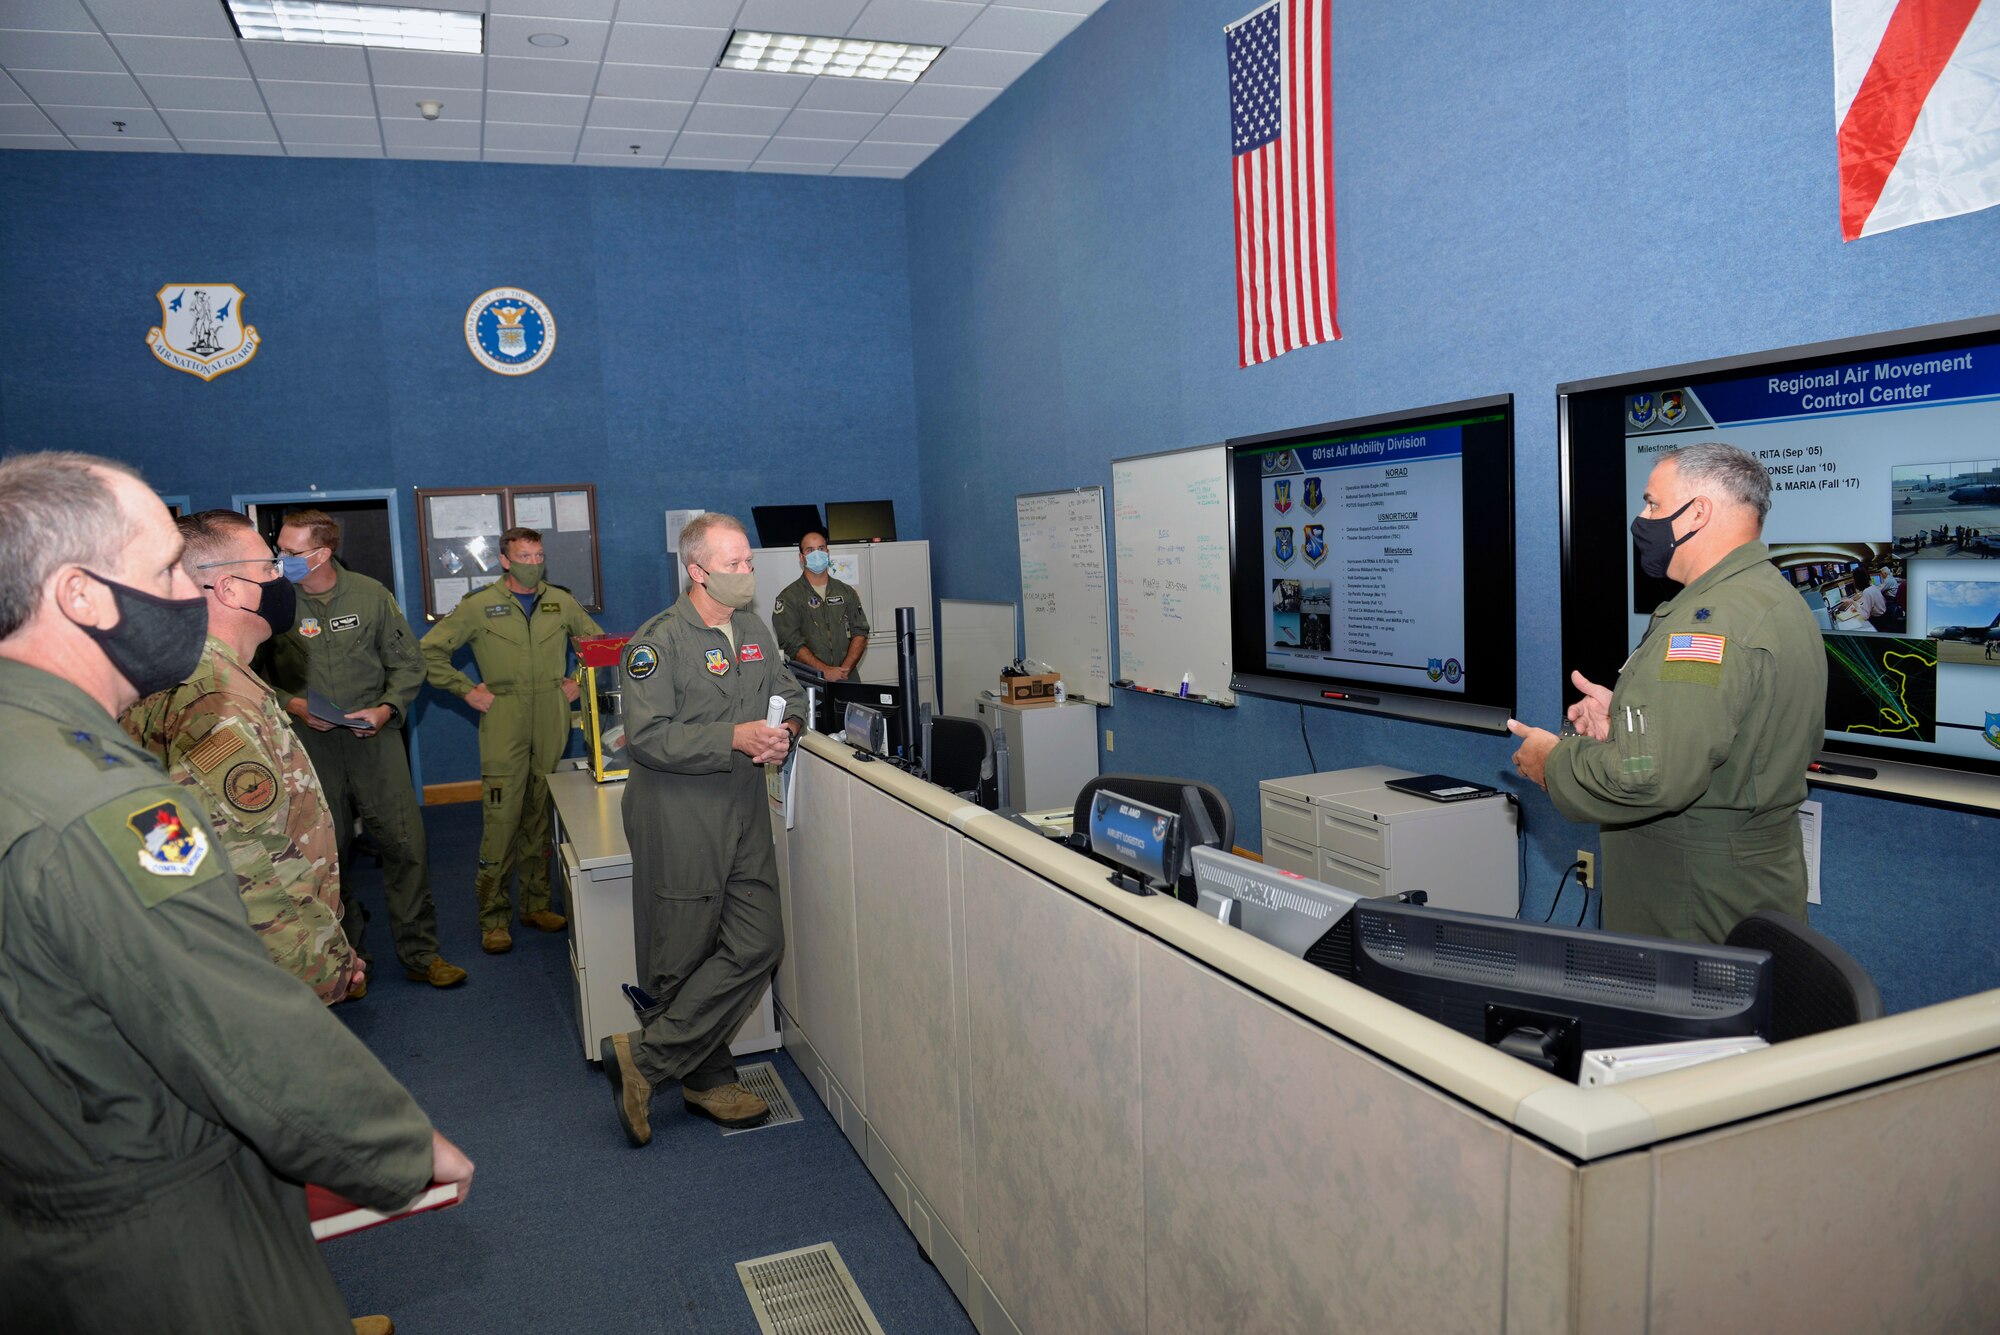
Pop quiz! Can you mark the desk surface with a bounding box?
[547,769,630,869]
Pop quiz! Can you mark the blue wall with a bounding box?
[901,0,2000,1012]
[0,153,921,788]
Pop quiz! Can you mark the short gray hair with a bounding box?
[1659,441,1771,527]
[0,451,146,640]
[178,509,257,580]
[679,513,746,568]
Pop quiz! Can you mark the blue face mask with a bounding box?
[804,550,831,575]
[279,555,311,582]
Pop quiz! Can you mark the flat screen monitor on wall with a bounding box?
[825,499,897,543]
[751,504,824,548]
[1226,394,1518,731]
[1558,315,2000,799]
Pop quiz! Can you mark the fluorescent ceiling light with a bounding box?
[720,30,942,82]
[226,2,484,54]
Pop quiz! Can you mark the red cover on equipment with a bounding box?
[306,1181,462,1242]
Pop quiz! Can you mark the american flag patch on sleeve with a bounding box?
[1665,633,1726,664]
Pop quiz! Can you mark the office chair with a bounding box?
[927,715,997,809]
[1724,909,1885,1042]
[1070,773,1235,902]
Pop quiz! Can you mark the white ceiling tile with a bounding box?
[955,5,1084,53]
[180,139,286,156]
[484,147,575,163]
[737,0,868,35]
[10,68,141,103]
[490,0,617,17]
[669,129,761,160]
[287,141,383,157]
[831,162,907,177]
[750,159,831,174]
[921,45,1035,86]
[259,80,377,116]
[387,144,480,160]
[841,138,925,168]
[577,126,673,154]
[486,89,586,125]
[869,111,962,145]
[890,80,995,117]
[243,41,368,82]
[700,67,808,108]
[366,49,484,91]
[139,75,267,112]
[382,115,480,148]
[684,101,785,135]
[757,135,849,165]
[616,0,742,26]
[485,120,580,151]
[486,55,598,95]
[8,1,96,33]
[272,113,380,145]
[86,0,236,38]
[0,29,123,71]
[795,76,906,113]
[39,103,165,137]
[577,151,666,167]
[0,104,58,135]
[779,106,877,139]
[1016,0,1103,12]
[584,96,690,131]
[386,0,496,10]
[662,155,746,170]
[68,134,181,151]
[593,63,706,101]
[160,108,276,140]
[603,23,726,67]
[848,0,980,46]
[378,85,483,119]
[111,36,251,78]
[0,132,71,148]
[0,69,34,103]
[487,14,608,61]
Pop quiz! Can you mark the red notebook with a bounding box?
[306,1181,462,1241]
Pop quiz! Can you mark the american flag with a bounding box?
[1228,0,1339,367]
[1665,633,1727,664]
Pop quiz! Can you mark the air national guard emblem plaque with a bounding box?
[146,285,260,381]
[465,286,555,376]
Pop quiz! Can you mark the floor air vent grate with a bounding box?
[720,1060,803,1136]
[737,1242,887,1335]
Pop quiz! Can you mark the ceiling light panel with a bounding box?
[720,30,942,83]
[227,3,485,55]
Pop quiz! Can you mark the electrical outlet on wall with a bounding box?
[1105,729,1114,751]
[1576,851,1596,890]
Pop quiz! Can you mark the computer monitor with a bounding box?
[1189,847,1370,954]
[825,679,905,755]
[1086,789,1181,895]
[843,701,889,756]
[1346,900,1774,1081]
[751,504,824,549]
[824,499,897,543]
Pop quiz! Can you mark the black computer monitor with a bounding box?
[1345,900,1774,1081]
[824,499,897,543]
[825,679,906,755]
[751,504,824,549]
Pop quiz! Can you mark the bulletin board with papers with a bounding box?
[415,484,602,619]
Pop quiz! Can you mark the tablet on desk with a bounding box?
[1384,774,1498,802]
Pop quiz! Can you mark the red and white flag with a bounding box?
[1835,0,2000,240]
[1228,0,1339,366]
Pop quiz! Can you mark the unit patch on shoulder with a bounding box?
[772,598,785,614]
[82,793,226,907]
[626,643,659,680]
[739,643,764,663]
[222,760,278,814]
[328,614,360,632]
[703,647,729,676]
[185,725,247,775]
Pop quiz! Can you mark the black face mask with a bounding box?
[76,569,209,698]
[247,573,296,636]
[1630,498,1699,580]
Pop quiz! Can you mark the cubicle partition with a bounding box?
[773,735,2000,1334]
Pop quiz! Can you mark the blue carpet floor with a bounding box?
[323,800,976,1335]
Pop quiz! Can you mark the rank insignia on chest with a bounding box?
[298,618,321,639]
[704,648,729,676]
[740,643,764,663]
[127,799,210,877]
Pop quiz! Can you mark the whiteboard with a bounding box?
[940,598,1017,719]
[1111,444,1235,704]
[1015,488,1112,704]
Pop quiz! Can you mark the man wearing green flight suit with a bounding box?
[599,513,805,1141]
[421,526,603,955]
[0,451,473,1334]
[771,527,869,681]
[1508,442,1826,943]
[263,508,465,989]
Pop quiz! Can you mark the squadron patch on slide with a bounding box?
[465,286,555,376]
[1273,525,1295,566]
[1302,524,1326,567]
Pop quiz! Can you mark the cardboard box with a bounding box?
[1000,672,1061,707]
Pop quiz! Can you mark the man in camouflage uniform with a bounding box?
[771,527,870,683]
[262,507,464,988]
[121,510,361,1004]
[421,526,603,955]
[0,451,472,1334]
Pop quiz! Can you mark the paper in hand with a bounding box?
[308,690,371,731]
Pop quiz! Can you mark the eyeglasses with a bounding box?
[194,556,284,578]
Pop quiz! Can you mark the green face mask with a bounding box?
[509,561,545,587]
[699,567,756,610]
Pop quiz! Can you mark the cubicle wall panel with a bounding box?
[850,783,968,1245]
[769,795,799,1024]
[789,753,866,1113]
[1573,1151,1651,1335]
[947,831,980,1259]
[963,842,1145,1335]
[1138,943,1513,1334]
[1505,1138,1585,1335]
[1644,1053,2000,1334]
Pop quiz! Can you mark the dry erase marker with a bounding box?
[1179,673,1191,698]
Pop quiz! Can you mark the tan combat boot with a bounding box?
[683,1082,771,1129]
[520,909,567,932]
[601,1033,653,1146]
